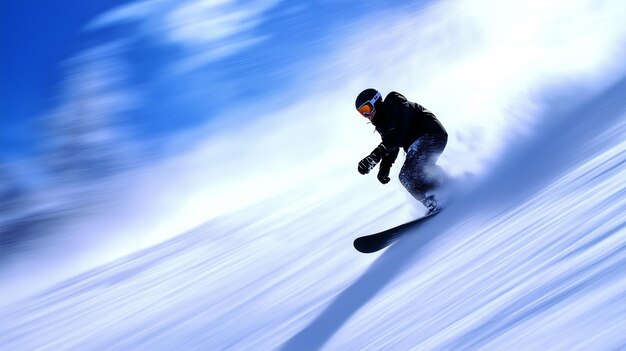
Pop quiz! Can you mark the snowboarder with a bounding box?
[355,88,448,214]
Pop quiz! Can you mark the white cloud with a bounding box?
[86,0,165,30]
[166,0,260,44]
[172,35,268,73]
[87,0,283,72]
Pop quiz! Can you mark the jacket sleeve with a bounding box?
[368,142,399,167]
[380,147,399,170]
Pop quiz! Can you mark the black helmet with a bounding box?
[355,88,382,119]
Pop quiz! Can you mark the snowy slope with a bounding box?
[3,0,626,349]
[1,79,624,350]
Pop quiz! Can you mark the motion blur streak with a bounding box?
[1,0,626,349]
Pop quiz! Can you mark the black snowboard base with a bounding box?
[354,210,441,253]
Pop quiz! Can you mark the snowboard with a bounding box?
[354,210,441,253]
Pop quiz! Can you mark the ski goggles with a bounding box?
[357,91,381,118]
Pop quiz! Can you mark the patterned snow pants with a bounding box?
[398,134,448,203]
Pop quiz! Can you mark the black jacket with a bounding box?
[372,92,447,168]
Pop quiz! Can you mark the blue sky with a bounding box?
[1,0,128,157]
[1,0,420,161]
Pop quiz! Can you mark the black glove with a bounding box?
[358,143,388,175]
[377,164,391,184]
[358,155,377,174]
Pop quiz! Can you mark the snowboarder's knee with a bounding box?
[398,169,412,190]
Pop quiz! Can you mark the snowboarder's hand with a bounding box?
[377,165,391,184]
[358,143,388,175]
[358,156,378,174]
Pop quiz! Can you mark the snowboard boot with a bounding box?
[422,195,441,215]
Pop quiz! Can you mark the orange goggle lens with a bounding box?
[358,103,374,116]
[356,91,381,118]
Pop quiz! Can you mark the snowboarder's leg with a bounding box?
[399,134,448,212]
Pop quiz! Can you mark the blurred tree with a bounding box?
[39,44,141,183]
